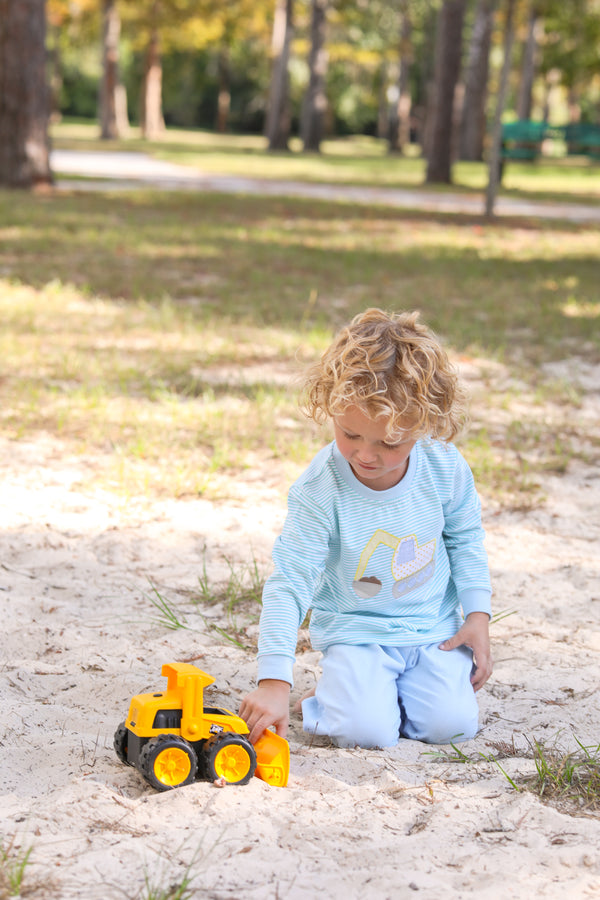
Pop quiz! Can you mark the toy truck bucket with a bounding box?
[253,730,290,787]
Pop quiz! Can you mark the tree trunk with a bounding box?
[459,0,495,161]
[301,0,329,153]
[425,0,467,184]
[216,48,231,134]
[485,0,516,217]
[266,0,294,151]
[0,0,51,188]
[517,5,542,121]
[99,0,126,139]
[389,2,413,154]
[141,25,164,139]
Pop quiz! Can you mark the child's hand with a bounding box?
[439,611,493,691]
[239,679,291,744]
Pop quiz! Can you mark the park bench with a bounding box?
[563,122,600,160]
[498,119,600,182]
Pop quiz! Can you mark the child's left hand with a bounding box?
[439,611,492,691]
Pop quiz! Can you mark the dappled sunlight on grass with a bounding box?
[50,121,600,201]
[1,182,598,503]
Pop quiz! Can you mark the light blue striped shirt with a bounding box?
[258,439,492,686]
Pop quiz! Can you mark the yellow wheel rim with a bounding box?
[213,744,252,783]
[154,746,192,787]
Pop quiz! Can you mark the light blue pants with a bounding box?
[301,643,479,749]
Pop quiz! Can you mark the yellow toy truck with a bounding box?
[114,663,289,790]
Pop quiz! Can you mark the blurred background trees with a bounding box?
[1,0,599,187]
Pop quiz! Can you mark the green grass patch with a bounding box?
[1,184,598,504]
[51,120,600,203]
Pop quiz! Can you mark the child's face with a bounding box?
[333,406,416,491]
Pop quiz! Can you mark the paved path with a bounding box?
[51,149,600,224]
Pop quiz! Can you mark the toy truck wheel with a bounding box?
[139,735,198,791]
[205,734,257,785]
[114,722,133,767]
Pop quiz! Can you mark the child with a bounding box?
[240,308,492,749]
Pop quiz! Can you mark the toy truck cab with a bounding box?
[114,663,289,791]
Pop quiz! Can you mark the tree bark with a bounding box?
[216,48,231,134]
[485,0,516,217]
[425,0,467,184]
[517,4,542,121]
[100,0,127,139]
[266,0,294,151]
[301,0,329,153]
[388,1,413,154]
[0,0,51,188]
[141,25,165,139]
[459,0,496,161]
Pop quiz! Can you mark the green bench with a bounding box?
[498,119,600,181]
[563,123,600,160]
[500,119,548,163]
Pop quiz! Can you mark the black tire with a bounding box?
[114,721,133,767]
[204,734,257,786]
[139,735,198,791]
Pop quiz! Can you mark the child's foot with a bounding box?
[293,687,316,715]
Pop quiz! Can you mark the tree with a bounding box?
[139,2,165,138]
[485,0,517,217]
[459,0,496,161]
[301,0,330,152]
[99,0,129,138]
[0,0,52,188]
[425,0,467,184]
[388,0,414,154]
[266,0,294,150]
[517,2,543,120]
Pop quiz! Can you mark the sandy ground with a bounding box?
[2,357,600,900]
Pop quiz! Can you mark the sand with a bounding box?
[2,357,600,900]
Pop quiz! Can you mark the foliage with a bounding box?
[46,0,600,138]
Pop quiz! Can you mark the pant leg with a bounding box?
[397,643,479,744]
[301,644,405,749]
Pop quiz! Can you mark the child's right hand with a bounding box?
[239,679,291,744]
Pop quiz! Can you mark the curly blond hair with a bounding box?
[302,308,466,442]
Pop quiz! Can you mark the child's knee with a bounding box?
[403,702,478,744]
[302,694,401,749]
[330,708,401,749]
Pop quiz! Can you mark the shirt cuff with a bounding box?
[257,653,295,688]
[460,588,492,619]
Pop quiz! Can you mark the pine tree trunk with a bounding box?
[99,0,124,139]
[0,0,51,188]
[266,0,294,151]
[389,2,413,154]
[485,0,516,217]
[216,49,231,134]
[425,0,467,184]
[517,6,542,121]
[301,0,329,153]
[141,26,164,139]
[459,0,495,161]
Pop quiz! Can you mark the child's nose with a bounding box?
[358,443,378,462]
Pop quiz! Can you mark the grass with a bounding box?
[1,133,599,505]
[0,838,33,899]
[428,735,600,817]
[51,121,600,204]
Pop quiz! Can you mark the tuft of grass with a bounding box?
[192,556,266,650]
[429,734,600,816]
[144,582,190,631]
[0,838,33,898]
[525,737,600,813]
